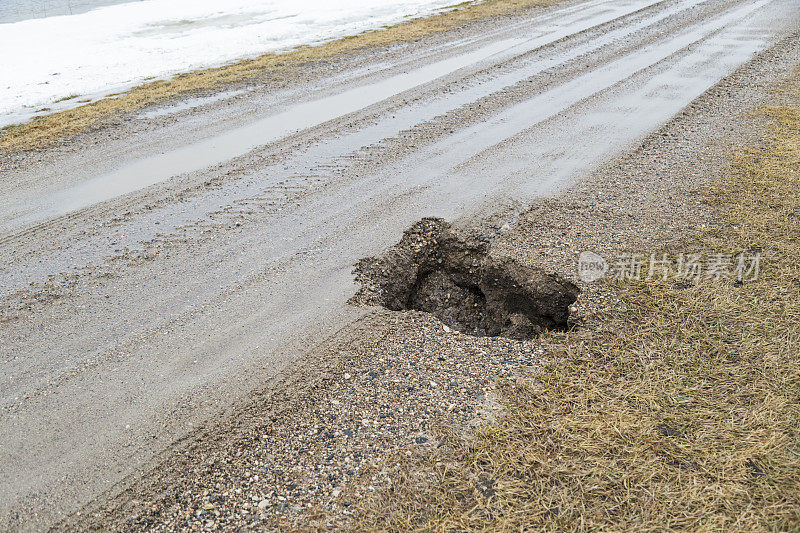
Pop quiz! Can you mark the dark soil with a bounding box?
[351,218,579,339]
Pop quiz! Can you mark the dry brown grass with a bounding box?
[0,0,558,153]
[350,83,800,530]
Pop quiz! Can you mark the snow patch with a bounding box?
[0,0,460,126]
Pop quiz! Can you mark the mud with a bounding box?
[352,218,579,339]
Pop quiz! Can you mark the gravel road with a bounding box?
[1,0,798,529]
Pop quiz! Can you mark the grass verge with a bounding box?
[0,0,557,153]
[351,81,800,530]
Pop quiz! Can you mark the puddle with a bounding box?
[352,218,578,339]
[4,0,669,232]
[136,89,249,120]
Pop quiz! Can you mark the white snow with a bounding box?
[0,0,460,125]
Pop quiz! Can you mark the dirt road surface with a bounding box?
[1,0,798,528]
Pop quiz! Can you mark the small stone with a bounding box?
[258,499,269,510]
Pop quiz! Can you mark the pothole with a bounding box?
[351,217,579,340]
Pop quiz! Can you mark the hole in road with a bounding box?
[351,218,579,340]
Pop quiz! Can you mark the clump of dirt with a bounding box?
[352,217,579,339]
